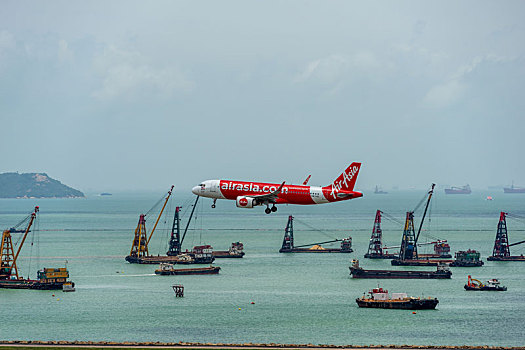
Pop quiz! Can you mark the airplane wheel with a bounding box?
[271,206,277,212]
[211,204,216,208]
[265,208,271,214]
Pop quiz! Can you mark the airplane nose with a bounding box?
[192,186,200,195]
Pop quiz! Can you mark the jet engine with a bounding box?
[236,196,256,208]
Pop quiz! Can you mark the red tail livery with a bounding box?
[192,162,363,214]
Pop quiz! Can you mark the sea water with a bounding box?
[0,190,524,346]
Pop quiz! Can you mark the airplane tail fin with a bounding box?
[325,162,361,191]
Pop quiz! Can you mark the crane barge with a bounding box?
[0,206,74,290]
[487,212,525,261]
[125,188,214,264]
[279,215,352,253]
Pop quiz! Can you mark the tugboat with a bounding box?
[356,287,439,309]
[155,263,220,275]
[464,275,507,291]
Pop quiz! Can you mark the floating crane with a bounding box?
[391,184,453,266]
[364,210,399,259]
[487,212,525,261]
[279,215,352,253]
[0,206,74,290]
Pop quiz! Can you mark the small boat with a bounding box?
[62,281,76,292]
[155,263,220,275]
[464,275,507,291]
[356,287,439,310]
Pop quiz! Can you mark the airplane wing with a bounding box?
[250,182,285,204]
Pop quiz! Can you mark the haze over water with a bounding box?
[1,190,524,346]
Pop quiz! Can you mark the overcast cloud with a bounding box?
[1,1,524,193]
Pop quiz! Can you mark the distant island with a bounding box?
[0,172,84,198]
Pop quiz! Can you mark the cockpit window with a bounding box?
[200,183,205,187]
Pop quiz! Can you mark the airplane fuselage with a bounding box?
[192,180,362,205]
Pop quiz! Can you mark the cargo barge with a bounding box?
[213,242,245,258]
[155,263,220,275]
[349,259,452,279]
[126,245,215,264]
[356,287,439,310]
[391,258,453,266]
[279,215,352,253]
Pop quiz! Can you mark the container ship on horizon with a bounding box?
[444,184,471,194]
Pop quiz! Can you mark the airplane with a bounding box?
[191,162,363,214]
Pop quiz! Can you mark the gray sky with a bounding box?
[1,1,524,192]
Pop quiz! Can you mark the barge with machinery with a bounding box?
[279,215,352,253]
[0,206,75,290]
[125,189,214,264]
[487,212,525,261]
[464,275,507,291]
[356,287,439,309]
[349,259,452,279]
[450,250,484,267]
[213,242,245,258]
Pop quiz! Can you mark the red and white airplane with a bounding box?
[191,162,363,214]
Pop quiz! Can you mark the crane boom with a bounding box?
[147,185,174,245]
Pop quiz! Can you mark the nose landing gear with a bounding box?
[211,199,217,209]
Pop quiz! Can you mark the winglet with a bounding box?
[276,181,285,193]
[303,175,311,186]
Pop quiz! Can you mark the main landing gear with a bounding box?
[211,199,217,209]
[265,205,278,214]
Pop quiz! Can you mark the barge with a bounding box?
[155,263,220,275]
[213,242,245,258]
[464,275,506,291]
[279,215,353,253]
[356,287,439,310]
[1,207,75,291]
[450,250,484,267]
[349,259,452,279]
[487,212,525,261]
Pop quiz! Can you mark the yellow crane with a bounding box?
[128,186,174,260]
[0,206,39,280]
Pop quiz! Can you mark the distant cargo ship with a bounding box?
[444,184,471,194]
[374,185,388,194]
[349,259,452,279]
[503,184,525,193]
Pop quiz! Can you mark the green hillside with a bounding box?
[0,173,84,198]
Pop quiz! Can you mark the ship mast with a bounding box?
[0,206,39,280]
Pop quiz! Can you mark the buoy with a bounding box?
[251,302,255,305]
[52,294,55,297]
[57,298,60,301]
[238,308,242,310]
[412,311,416,314]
